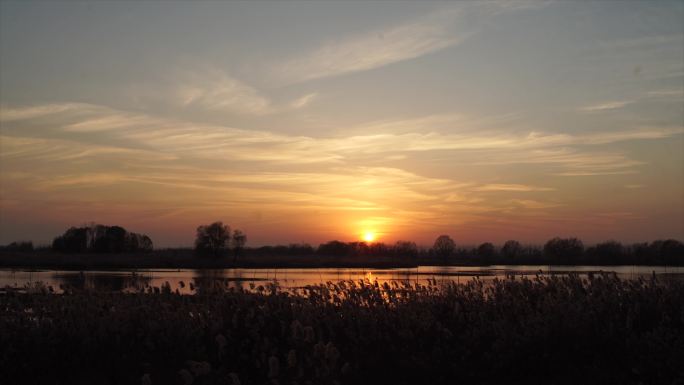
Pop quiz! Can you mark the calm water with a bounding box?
[1,265,683,294]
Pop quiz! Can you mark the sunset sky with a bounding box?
[1,1,683,247]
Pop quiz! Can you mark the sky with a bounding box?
[1,1,683,247]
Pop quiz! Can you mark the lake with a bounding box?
[1,265,683,294]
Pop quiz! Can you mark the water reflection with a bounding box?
[191,269,273,294]
[54,271,152,292]
[1,265,683,294]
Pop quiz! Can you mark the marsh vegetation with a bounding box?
[1,274,682,384]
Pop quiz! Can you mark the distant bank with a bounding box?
[3,223,682,268]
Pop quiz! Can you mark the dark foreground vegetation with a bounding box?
[1,274,682,385]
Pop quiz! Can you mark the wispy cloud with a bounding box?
[508,199,562,210]
[64,113,161,133]
[175,69,273,114]
[273,9,467,84]
[580,100,633,112]
[475,184,555,192]
[472,147,646,176]
[646,89,684,101]
[3,104,680,175]
[290,93,318,109]
[270,2,553,84]
[125,66,319,116]
[0,103,98,121]
[0,135,176,162]
[578,88,684,113]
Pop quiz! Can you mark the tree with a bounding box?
[394,241,418,258]
[104,226,127,253]
[349,242,370,256]
[52,227,88,253]
[651,239,684,265]
[231,229,247,263]
[195,222,230,257]
[501,240,523,259]
[590,240,624,264]
[543,237,584,263]
[433,235,455,260]
[52,224,152,253]
[317,241,351,257]
[125,233,153,253]
[477,242,496,261]
[88,224,108,251]
[368,242,389,256]
[139,235,153,252]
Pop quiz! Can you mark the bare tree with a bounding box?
[195,222,231,257]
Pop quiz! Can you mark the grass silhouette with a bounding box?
[1,274,682,384]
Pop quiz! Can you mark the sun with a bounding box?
[362,231,376,243]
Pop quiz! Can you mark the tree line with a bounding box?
[246,235,684,265]
[43,222,248,257]
[1,223,682,265]
[51,223,153,253]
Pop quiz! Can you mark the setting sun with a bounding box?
[362,232,376,243]
[0,2,682,383]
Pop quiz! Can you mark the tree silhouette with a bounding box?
[543,237,584,263]
[195,222,230,257]
[232,229,247,263]
[477,242,496,262]
[501,240,523,259]
[52,224,152,253]
[317,241,351,257]
[105,226,127,253]
[588,240,624,264]
[369,242,389,256]
[433,235,456,261]
[394,241,418,258]
[350,241,371,256]
[651,239,684,265]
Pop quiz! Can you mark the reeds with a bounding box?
[1,274,682,384]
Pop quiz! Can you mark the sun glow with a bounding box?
[362,231,376,242]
